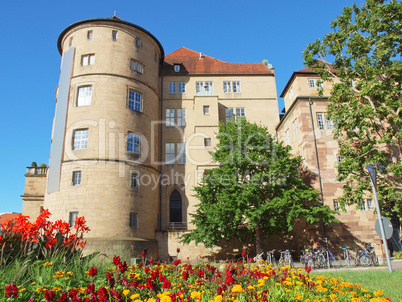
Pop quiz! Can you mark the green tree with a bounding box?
[181,119,337,253]
[303,0,402,217]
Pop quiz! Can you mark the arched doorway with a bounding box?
[169,189,182,223]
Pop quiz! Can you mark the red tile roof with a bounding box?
[0,213,19,225]
[162,47,274,75]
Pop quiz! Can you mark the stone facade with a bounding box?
[20,17,398,262]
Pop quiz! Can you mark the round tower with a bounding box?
[44,17,164,257]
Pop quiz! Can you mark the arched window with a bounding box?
[169,189,182,223]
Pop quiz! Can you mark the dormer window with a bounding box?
[174,65,180,72]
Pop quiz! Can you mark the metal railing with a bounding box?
[169,222,188,230]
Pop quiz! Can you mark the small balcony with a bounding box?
[25,166,48,176]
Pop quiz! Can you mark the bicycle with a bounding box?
[357,244,378,266]
[266,249,277,267]
[342,247,357,268]
[253,252,265,263]
[300,249,314,269]
[278,250,294,268]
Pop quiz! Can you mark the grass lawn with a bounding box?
[319,269,402,301]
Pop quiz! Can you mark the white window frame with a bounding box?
[223,81,232,93]
[87,30,93,40]
[127,133,141,154]
[166,143,175,164]
[333,200,340,212]
[361,201,366,211]
[292,119,299,138]
[225,108,235,123]
[73,129,88,150]
[203,106,210,115]
[177,143,186,164]
[178,82,185,93]
[236,108,245,118]
[317,113,332,130]
[166,109,175,127]
[174,65,180,72]
[177,109,186,126]
[77,86,92,106]
[128,90,142,112]
[72,171,81,186]
[130,59,143,74]
[112,30,118,40]
[309,78,322,88]
[205,81,213,92]
[196,82,204,93]
[367,199,374,211]
[169,82,176,94]
[81,54,95,66]
[233,81,241,93]
[69,212,79,227]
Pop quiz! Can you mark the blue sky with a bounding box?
[0,0,365,214]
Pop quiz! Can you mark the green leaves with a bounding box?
[181,119,337,251]
[303,0,402,217]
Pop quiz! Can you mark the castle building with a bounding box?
[21,16,400,261]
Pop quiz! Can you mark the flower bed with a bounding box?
[3,258,391,302]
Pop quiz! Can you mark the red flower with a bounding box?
[88,266,97,277]
[44,289,55,301]
[141,252,145,258]
[177,248,180,253]
[173,259,181,266]
[241,250,247,258]
[305,265,312,273]
[5,283,18,298]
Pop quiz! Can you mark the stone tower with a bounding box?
[45,17,164,257]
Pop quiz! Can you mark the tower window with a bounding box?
[87,30,93,39]
[128,90,142,112]
[69,212,79,227]
[130,172,139,188]
[77,86,92,106]
[81,54,95,66]
[73,129,88,150]
[112,30,118,40]
[130,213,138,228]
[203,106,210,115]
[72,171,81,186]
[127,133,141,153]
[135,38,140,47]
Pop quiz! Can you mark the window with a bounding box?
[204,138,211,147]
[225,108,235,123]
[129,213,138,228]
[367,199,374,210]
[130,60,143,73]
[87,30,93,39]
[177,143,186,164]
[336,154,342,163]
[174,65,180,72]
[309,78,322,88]
[317,113,332,130]
[112,30,117,40]
[166,143,175,164]
[69,212,78,227]
[177,109,186,126]
[72,171,81,186]
[81,54,95,66]
[285,130,290,145]
[128,90,142,112]
[169,190,182,223]
[361,201,366,211]
[333,200,340,212]
[73,129,88,150]
[205,81,213,92]
[293,119,299,138]
[233,81,241,93]
[196,82,204,93]
[289,86,294,100]
[130,173,138,188]
[135,38,140,47]
[203,106,210,115]
[223,81,232,93]
[169,82,176,94]
[127,133,141,153]
[178,82,186,93]
[69,37,73,46]
[166,109,175,126]
[77,86,92,106]
[236,108,245,118]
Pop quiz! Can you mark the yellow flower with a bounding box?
[160,296,171,302]
[373,290,384,297]
[191,291,202,299]
[147,299,157,302]
[214,295,223,302]
[123,289,130,296]
[329,294,337,301]
[231,284,244,293]
[286,290,291,293]
[295,293,302,300]
[247,285,254,290]
[131,294,140,300]
[18,288,26,293]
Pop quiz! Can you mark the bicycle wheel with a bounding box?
[344,255,357,267]
[307,258,314,269]
[359,255,371,267]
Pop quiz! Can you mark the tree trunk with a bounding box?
[255,222,262,254]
